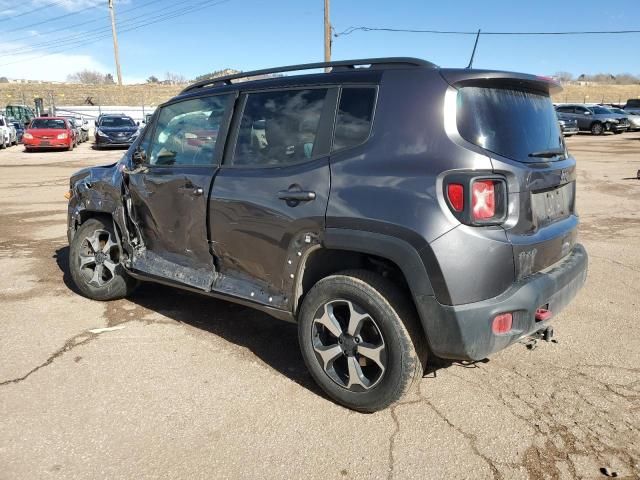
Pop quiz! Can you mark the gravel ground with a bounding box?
[0,135,638,480]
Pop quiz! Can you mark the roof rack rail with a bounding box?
[181,57,436,94]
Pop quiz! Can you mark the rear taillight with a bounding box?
[471,180,496,220]
[443,174,507,226]
[446,183,464,212]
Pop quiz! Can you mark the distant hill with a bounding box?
[1,81,639,110]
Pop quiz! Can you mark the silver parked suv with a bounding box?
[555,104,629,135]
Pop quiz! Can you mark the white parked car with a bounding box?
[0,115,13,148]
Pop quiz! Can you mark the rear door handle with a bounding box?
[277,190,316,201]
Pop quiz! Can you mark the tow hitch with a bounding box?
[532,326,554,342]
[521,322,555,350]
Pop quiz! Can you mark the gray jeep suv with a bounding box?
[555,104,630,135]
[65,58,587,411]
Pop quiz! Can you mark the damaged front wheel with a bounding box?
[69,217,138,301]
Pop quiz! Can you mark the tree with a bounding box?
[67,70,111,84]
[554,71,574,83]
[104,73,115,84]
[163,72,187,85]
[146,75,159,84]
[0,76,8,83]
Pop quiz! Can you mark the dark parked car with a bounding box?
[556,104,629,135]
[9,118,25,143]
[94,114,140,148]
[623,98,640,115]
[66,58,587,411]
[556,112,578,136]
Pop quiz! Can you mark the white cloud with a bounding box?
[0,42,110,81]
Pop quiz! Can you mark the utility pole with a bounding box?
[324,0,331,71]
[108,0,123,86]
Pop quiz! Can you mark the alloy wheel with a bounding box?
[311,299,387,391]
[78,229,120,287]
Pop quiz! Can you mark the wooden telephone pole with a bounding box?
[324,0,331,71]
[108,0,123,85]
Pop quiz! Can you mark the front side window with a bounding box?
[332,87,376,152]
[232,88,328,166]
[148,95,232,166]
[457,86,563,162]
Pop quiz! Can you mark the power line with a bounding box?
[0,0,232,67]
[5,0,162,45]
[334,26,640,37]
[0,0,71,23]
[0,0,209,57]
[2,2,102,34]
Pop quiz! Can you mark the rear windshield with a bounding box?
[100,117,135,127]
[31,119,66,129]
[457,87,562,162]
[627,99,640,108]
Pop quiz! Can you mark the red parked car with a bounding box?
[23,117,78,152]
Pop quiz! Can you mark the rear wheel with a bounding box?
[298,270,425,412]
[591,122,604,135]
[69,217,137,301]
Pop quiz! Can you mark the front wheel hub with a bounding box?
[311,299,387,391]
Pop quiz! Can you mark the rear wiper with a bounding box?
[528,149,565,158]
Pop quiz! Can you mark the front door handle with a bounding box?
[277,190,316,201]
[179,185,204,196]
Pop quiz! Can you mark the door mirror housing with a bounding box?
[132,147,147,166]
[583,110,592,115]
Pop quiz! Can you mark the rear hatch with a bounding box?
[441,69,578,279]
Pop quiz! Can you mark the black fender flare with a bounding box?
[322,227,437,300]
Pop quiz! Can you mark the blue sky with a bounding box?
[1,0,639,82]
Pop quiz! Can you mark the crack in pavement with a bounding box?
[0,331,98,386]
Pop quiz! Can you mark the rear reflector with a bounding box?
[492,313,513,335]
[472,180,496,220]
[446,183,464,212]
[535,308,552,322]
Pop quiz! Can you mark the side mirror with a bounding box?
[136,121,140,126]
[132,147,147,166]
[584,111,592,115]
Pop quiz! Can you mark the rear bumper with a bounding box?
[418,243,588,361]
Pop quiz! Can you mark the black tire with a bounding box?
[67,142,74,151]
[298,270,425,412]
[0,139,5,149]
[69,217,137,301]
[591,122,604,135]
[614,130,623,135]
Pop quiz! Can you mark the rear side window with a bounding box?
[332,87,376,152]
[233,88,328,166]
[556,106,573,113]
[457,87,563,162]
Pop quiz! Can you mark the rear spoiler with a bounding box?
[439,69,562,95]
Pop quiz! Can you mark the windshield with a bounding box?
[30,119,66,129]
[609,108,626,115]
[590,106,612,115]
[100,117,135,127]
[457,86,563,162]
